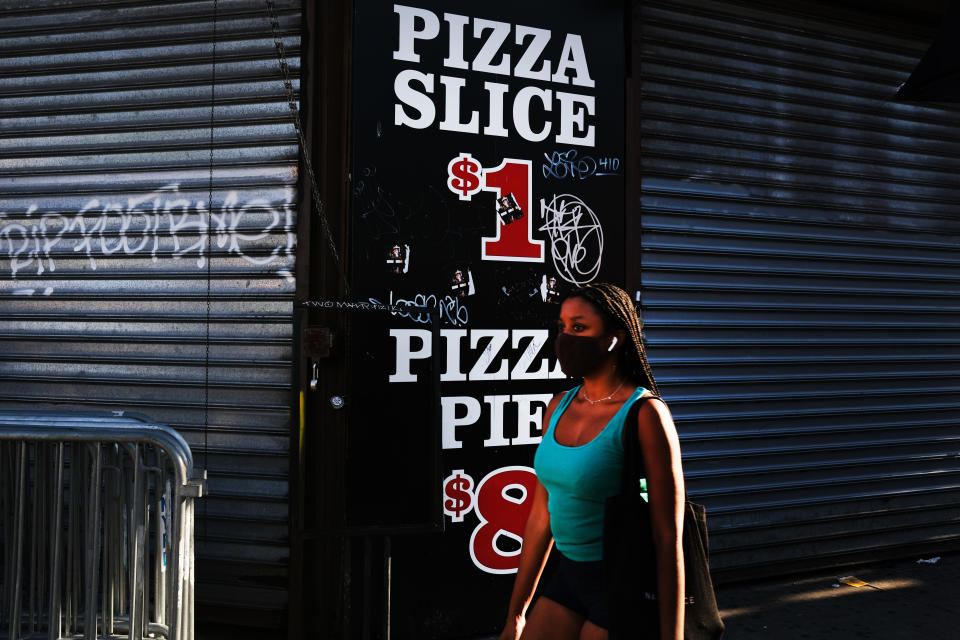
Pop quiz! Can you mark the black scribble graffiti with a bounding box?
[539,194,603,286]
[492,268,561,323]
[429,183,484,249]
[354,166,407,240]
[353,166,485,263]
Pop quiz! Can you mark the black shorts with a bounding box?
[538,549,609,628]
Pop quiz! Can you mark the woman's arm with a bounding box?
[499,479,553,640]
[637,397,686,640]
[499,392,564,640]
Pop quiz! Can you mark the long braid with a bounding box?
[565,283,660,397]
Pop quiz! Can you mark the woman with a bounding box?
[499,283,685,640]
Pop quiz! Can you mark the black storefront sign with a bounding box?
[348,2,625,635]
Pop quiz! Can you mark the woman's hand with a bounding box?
[499,480,552,638]
[499,614,525,640]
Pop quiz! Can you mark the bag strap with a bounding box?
[622,394,691,504]
[620,394,654,497]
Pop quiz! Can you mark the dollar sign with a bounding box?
[447,153,483,201]
[442,469,475,522]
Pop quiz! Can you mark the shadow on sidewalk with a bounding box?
[716,553,960,639]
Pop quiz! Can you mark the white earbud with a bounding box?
[608,336,618,352]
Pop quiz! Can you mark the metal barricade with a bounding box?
[0,411,205,640]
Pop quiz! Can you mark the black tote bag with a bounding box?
[602,398,724,640]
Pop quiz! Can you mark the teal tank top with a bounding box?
[533,385,647,562]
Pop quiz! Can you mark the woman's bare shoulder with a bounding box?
[542,389,572,425]
[547,390,571,413]
[635,394,676,434]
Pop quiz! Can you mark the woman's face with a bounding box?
[558,296,608,338]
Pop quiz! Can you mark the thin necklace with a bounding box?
[581,380,626,405]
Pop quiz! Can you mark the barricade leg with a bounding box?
[83,443,102,640]
[48,442,65,640]
[9,442,27,640]
[129,444,146,640]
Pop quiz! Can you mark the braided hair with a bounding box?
[564,282,660,396]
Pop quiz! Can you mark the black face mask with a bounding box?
[554,332,613,378]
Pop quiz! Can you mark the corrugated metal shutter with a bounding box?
[639,0,960,577]
[0,0,301,627]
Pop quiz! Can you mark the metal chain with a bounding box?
[266,0,350,295]
[204,0,218,536]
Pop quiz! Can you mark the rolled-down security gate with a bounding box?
[639,0,960,577]
[0,0,301,628]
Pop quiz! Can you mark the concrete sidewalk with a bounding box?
[204,553,960,639]
[715,552,960,639]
